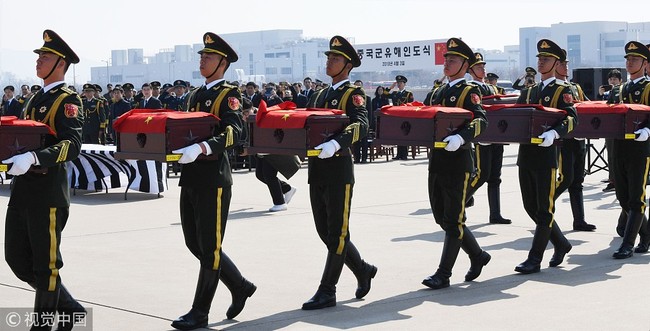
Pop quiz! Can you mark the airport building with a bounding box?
[90,21,650,90]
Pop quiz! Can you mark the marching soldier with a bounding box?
[553,49,597,231]
[421,38,490,290]
[486,73,505,94]
[465,52,511,224]
[170,32,256,330]
[302,35,377,310]
[514,39,576,274]
[385,75,414,160]
[81,83,107,144]
[423,77,447,106]
[2,29,85,331]
[607,41,650,258]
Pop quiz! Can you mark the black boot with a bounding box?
[569,191,596,231]
[613,211,644,259]
[219,253,257,320]
[488,186,511,224]
[302,252,345,310]
[515,224,551,274]
[422,233,461,289]
[32,288,60,331]
[344,242,377,299]
[171,268,220,331]
[54,285,86,331]
[616,210,628,237]
[461,228,491,282]
[548,223,572,267]
[634,215,650,253]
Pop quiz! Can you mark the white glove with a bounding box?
[172,143,203,164]
[538,129,559,147]
[3,152,37,176]
[634,127,650,142]
[442,134,464,152]
[315,140,341,159]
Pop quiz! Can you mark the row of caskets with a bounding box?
[2,100,650,166]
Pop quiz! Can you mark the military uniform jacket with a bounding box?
[306,81,369,185]
[385,89,414,106]
[12,83,83,207]
[428,80,488,174]
[179,81,244,188]
[608,77,650,156]
[516,80,578,169]
[82,97,107,132]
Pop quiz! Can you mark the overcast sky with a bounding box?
[0,0,646,83]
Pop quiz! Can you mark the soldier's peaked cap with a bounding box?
[624,41,650,60]
[470,52,486,68]
[324,35,361,68]
[536,39,563,60]
[198,32,238,63]
[395,75,407,83]
[444,38,475,62]
[33,30,79,64]
[486,72,499,80]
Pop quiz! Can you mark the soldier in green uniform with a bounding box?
[420,38,490,290]
[514,39,576,274]
[81,83,107,144]
[2,29,85,331]
[607,41,650,258]
[301,35,377,310]
[385,75,414,160]
[553,49,597,232]
[465,52,511,224]
[486,72,505,94]
[169,32,256,330]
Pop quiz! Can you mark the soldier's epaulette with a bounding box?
[466,82,480,87]
[222,83,238,90]
[555,80,571,87]
[60,86,76,95]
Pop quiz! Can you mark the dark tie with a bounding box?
[537,82,544,96]
[143,99,147,108]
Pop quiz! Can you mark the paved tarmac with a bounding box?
[1,141,650,331]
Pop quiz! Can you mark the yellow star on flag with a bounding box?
[282,114,291,121]
[145,116,153,124]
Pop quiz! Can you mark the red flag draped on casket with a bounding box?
[112,109,220,133]
[379,102,475,119]
[375,104,474,146]
[1,116,56,135]
[255,100,345,129]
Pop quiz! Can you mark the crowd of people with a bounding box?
[2,27,650,331]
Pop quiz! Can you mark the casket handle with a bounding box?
[433,142,447,149]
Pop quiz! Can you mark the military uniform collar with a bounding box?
[541,77,556,87]
[42,81,64,93]
[206,79,225,90]
[331,79,349,90]
[632,76,646,84]
[448,77,466,88]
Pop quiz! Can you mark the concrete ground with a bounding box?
[1,141,649,331]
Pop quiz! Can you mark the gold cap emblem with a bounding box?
[205,35,214,44]
[331,38,342,47]
[43,32,52,42]
[628,43,639,50]
[449,39,458,48]
[540,41,551,49]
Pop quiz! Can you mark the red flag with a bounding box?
[434,42,447,65]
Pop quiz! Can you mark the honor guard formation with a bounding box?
[1,28,650,331]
